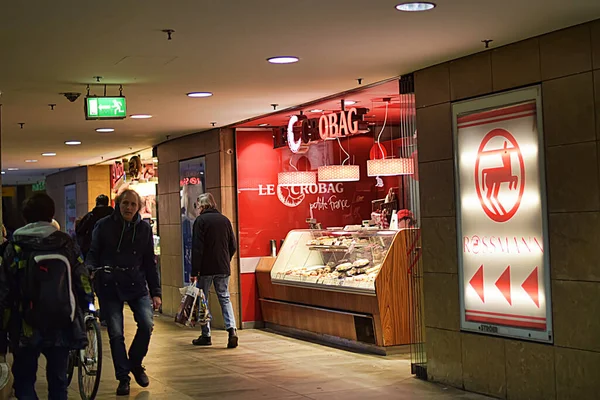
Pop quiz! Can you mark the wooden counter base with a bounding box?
[256,229,417,349]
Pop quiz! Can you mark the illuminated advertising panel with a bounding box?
[453,86,552,342]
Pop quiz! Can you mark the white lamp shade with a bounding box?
[367,158,414,177]
[318,165,360,182]
[278,171,317,186]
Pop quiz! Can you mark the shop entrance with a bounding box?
[233,76,427,374]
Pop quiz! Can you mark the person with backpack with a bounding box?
[76,194,114,259]
[0,193,93,400]
[86,189,161,396]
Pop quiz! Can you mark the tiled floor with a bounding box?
[23,311,490,399]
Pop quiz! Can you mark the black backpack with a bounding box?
[21,247,77,331]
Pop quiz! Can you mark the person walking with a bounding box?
[0,193,93,400]
[76,194,114,259]
[86,189,161,396]
[191,193,239,349]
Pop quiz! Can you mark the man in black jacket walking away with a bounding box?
[86,189,162,396]
[76,194,114,259]
[191,193,239,349]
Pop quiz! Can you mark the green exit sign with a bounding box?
[85,97,127,120]
[32,180,46,192]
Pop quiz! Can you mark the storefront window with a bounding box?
[179,157,206,283]
[64,183,77,236]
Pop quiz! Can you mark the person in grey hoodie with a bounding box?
[0,193,93,400]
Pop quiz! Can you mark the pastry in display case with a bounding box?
[271,229,399,294]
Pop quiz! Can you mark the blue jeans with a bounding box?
[198,275,236,337]
[12,345,70,400]
[99,295,154,381]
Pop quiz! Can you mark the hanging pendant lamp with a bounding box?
[367,101,414,177]
[318,135,360,182]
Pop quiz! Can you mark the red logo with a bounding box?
[474,129,525,223]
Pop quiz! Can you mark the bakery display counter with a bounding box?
[271,229,397,294]
[257,228,418,353]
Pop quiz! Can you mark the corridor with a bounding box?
[30,311,490,399]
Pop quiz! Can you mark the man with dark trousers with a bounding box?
[191,193,239,349]
[87,189,161,396]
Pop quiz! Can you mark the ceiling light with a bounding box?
[25,159,38,163]
[367,158,414,176]
[310,109,324,113]
[7,168,18,171]
[65,140,82,146]
[318,165,360,182]
[130,114,153,119]
[267,56,299,64]
[187,92,213,98]
[1,171,4,175]
[343,100,356,106]
[395,2,436,12]
[259,123,269,127]
[41,152,56,157]
[278,171,317,187]
[96,128,114,133]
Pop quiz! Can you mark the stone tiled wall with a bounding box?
[46,167,88,229]
[45,165,111,229]
[156,128,241,329]
[416,20,600,400]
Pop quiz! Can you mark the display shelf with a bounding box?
[271,229,396,294]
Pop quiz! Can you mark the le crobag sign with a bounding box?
[452,86,552,343]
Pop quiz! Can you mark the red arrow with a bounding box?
[522,267,540,308]
[469,265,485,303]
[495,266,512,305]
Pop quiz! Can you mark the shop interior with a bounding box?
[234,77,422,353]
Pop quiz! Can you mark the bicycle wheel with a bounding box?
[78,318,102,400]
[66,350,76,387]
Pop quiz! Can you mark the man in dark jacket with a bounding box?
[0,193,93,400]
[191,193,238,349]
[76,194,114,259]
[86,189,161,396]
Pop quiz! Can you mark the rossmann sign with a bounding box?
[452,87,552,343]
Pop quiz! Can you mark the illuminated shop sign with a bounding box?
[281,108,369,152]
[453,86,552,343]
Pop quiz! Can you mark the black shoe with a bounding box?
[227,328,239,349]
[116,378,130,396]
[131,365,150,388]
[192,336,212,346]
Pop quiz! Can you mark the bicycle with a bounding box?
[67,309,102,400]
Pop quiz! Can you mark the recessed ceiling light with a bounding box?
[65,140,82,146]
[7,168,18,171]
[130,114,153,119]
[267,56,299,64]
[310,109,324,113]
[187,92,213,98]
[395,2,436,12]
[25,159,38,163]
[41,152,56,157]
[343,100,357,106]
[259,123,269,127]
[96,128,114,133]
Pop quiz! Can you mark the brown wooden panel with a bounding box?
[260,299,358,341]
[375,229,415,346]
[257,259,379,315]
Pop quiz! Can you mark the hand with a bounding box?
[152,296,162,311]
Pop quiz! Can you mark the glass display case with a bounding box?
[271,229,399,294]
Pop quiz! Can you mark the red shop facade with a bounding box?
[234,76,424,355]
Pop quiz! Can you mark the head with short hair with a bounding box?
[96,194,109,207]
[116,189,141,222]
[197,193,217,214]
[22,193,56,224]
